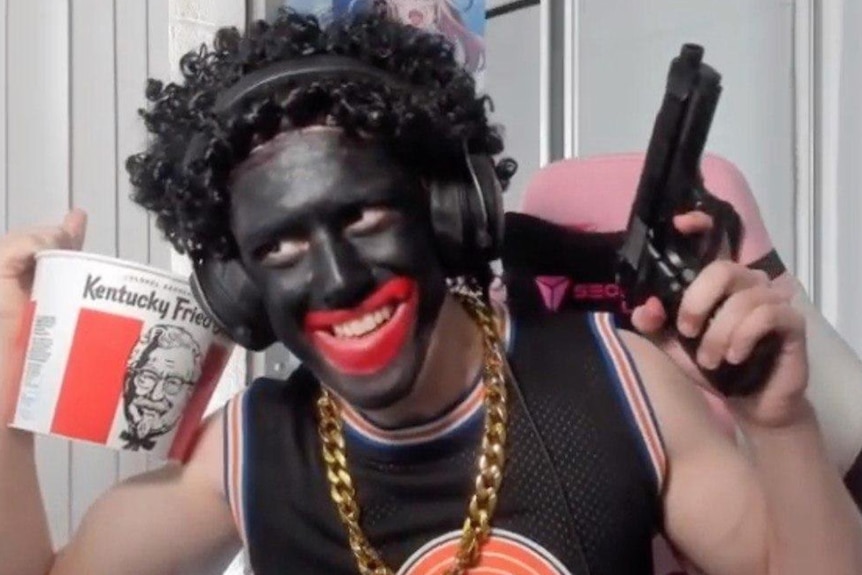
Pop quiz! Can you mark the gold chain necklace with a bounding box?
[316,287,509,575]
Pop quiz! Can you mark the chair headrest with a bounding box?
[499,152,786,316]
[518,152,775,266]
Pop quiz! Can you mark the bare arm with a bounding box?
[621,329,862,575]
[2,391,239,575]
[0,391,53,575]
[1,393,240,575]
[647,273,862,475]
[49,410,241,575]
[0,213,84,575]
[787,281,862,473]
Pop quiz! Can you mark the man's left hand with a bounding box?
[630,211,809,428]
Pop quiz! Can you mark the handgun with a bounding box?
[616,44,781,397]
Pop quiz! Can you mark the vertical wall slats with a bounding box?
[4,0,171,540]
[483,5,542,208]
[68,0,120,531]
[145,0,171,473]
[793,0,817,296]
[6,0,72,546]
[115,0,153,483]
[576,0,797,265]
[0,0,6,232]
[146,0,171,276]
[814,0,845,324]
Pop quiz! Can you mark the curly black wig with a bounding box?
[126,7,517,268]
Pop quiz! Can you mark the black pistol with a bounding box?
[616,44,781,397]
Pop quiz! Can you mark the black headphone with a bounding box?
[187,55,505,351]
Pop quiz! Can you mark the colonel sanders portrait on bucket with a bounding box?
[119,324,202,451]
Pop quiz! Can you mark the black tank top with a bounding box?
[223,309,666,574]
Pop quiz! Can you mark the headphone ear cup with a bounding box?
[465,154,505,261]
[429,155,506,275]
[429,179,471,275]
[190,259,276,351]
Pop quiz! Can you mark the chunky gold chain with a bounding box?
[316,288,509,575]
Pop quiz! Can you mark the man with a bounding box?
[1,9,860,575]
[120,324,202,451]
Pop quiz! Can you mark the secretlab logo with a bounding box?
[535,276,631,313]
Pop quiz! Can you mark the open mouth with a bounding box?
[133,404,167,419]
[304,277,419,375]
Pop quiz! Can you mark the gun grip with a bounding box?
[678,330,782,397]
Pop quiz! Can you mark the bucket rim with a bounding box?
[36,249,188,284]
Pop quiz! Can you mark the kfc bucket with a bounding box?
[6,250,234,461]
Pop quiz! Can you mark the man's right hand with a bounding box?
[0,210,90,574]
[0,210,87,336]
[0,210,241,575]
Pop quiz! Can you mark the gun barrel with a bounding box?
[668,65,722,189]
[616,43,723,306]
[625,45,708,232]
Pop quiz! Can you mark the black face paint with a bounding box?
[230,129,448,410]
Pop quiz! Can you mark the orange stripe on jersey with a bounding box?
[224,394,247,547]
[337,303,512,446]
[593,312,667,491]
[338,378,485,445]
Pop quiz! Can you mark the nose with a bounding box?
[311,232,376,310]
[147,380,166,402]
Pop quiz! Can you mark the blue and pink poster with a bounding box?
[285,0,486,80]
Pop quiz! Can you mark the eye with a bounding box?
[163,378,188,395]
[255,238,310,268]
[134,370,158,388]
[345,207,399,237]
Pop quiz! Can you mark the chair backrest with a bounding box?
[502,152,788,317]
[521,152,777,262]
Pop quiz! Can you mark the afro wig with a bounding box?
[126,7,516,265]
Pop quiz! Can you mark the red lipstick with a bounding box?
[305,277,418,375]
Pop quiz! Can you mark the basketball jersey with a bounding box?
[223,309,667,574]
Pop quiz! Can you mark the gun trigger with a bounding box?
[689,186,714,213]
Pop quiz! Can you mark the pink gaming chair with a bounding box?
[504,153,802,575]
[508,152,862,574]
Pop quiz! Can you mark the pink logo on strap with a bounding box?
[535,276,571,311]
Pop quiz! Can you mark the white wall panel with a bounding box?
[4,0,171,548]
[6,0,72,547]
[0,0,6,234]
[830,0,862,352]
[146,0,173,472]
[116,0,154,482]
[574,0,797,267]
[69,0,121,531]
[147,0,172,279]
[484,4,542,210]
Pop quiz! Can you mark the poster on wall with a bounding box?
[285,1,487,84]
[287,0,335,23]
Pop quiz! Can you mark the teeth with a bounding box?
[331,305,395,338]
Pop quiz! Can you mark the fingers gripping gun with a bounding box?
[616,44,780,397]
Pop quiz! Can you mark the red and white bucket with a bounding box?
[6,250,234,461]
